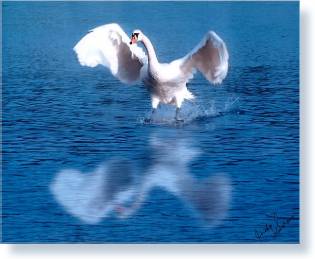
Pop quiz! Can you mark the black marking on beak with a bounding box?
[130,32,140,44]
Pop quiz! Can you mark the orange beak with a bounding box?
[130,35,137,45]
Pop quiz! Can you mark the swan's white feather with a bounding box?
[178,31,229,84]
[73,24,229,111]
[73,23,147,84]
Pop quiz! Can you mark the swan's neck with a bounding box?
[141,35,159,70]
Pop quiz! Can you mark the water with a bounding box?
[2,1,299,243]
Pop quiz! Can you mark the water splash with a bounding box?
[138,96,241,126]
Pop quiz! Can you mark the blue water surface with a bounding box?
[2,1,299,243]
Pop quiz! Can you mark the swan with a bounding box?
[73,23,229,121]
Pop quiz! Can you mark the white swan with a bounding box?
[73,23,229,121]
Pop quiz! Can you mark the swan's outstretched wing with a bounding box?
[73,23,147,84]
[179,31,229,84]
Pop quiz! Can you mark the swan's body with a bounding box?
[74,23,229,120]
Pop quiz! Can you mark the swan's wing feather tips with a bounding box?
[179,30,229,84]
[73,23,147,84]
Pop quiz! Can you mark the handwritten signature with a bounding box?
[255,212,294,240]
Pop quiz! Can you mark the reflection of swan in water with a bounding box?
[50,159,138,224]
[50,136,231,226]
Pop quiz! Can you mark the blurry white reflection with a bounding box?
[50,159,138,224]
[50,136,231,227]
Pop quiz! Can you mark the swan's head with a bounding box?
[130,29,143,45]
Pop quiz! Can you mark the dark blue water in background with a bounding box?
[2,1,299,243]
